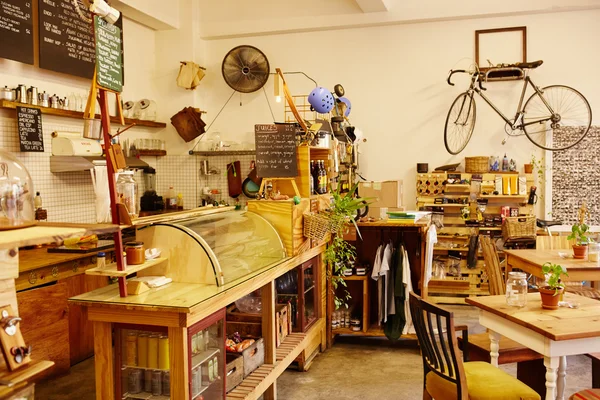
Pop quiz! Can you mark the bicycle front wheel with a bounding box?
[523,85,591,151]
[444,92,476,155]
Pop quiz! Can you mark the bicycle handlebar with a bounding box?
[447,69,487,91]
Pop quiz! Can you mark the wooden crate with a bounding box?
[276,303,291,347]
[226,305,261,338]
[241,338,264,378]
[225,353,244,393]
[247,199,310,256]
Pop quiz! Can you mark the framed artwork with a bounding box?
[475,26,527,80]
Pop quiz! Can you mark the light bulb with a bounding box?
[275,96,282,103]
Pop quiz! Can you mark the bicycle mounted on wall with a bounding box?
[444,60,592,154]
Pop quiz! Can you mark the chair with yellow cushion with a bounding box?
[409,292,540,400]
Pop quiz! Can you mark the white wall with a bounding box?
[200,9,600,212]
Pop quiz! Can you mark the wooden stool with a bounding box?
[570,389,600,399]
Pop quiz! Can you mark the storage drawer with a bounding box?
[241,338,264,378]
[225,353,244,393]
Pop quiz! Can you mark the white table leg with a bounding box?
[557,356,567,400]
[544,356,559,400]
[489,330,501,367]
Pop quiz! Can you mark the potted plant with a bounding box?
[322,183,371,309]
[539,262,568,309]
[567,203,590,259]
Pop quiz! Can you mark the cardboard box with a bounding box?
[359,180,403,210]
[368,206,406,220]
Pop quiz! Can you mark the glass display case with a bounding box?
[275,256,319,332]
[188,310,226,400]
[137,211,286,287]
[115,325,171,399]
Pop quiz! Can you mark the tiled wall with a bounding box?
[1,114,257,223]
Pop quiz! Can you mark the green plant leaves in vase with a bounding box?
[541,262,568,295]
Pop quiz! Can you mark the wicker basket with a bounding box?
[303,213,332,241]
[502,215,536,241]
[465,156,490,173]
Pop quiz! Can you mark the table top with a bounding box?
[466,293,600,341]
[504,249,600,273]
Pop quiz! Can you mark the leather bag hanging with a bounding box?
[227,161,242,198]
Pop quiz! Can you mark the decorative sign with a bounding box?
[38,0,96,78]
[0,0,34,64]
[255,124,297,178]
[94,15,123,92]
[17,107,44,152]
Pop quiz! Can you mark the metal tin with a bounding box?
[151,370,162,395]
[0,86,15,101]
[162,371,170,396]
[125,332,137,366]
[128,369,142,394]
[144,369,152,392]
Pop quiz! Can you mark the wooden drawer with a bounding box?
[17,283,69,377]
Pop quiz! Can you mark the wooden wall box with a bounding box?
[247,199,310,256]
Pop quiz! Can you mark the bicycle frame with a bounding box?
[466,70,556,130]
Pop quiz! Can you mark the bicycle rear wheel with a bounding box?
[523,85,591,151]
[444,92,476,155]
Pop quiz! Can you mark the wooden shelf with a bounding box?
[137,150,167,157]
[445,184,471,190]
[480,195,527,200]
[0,360,54,396]
[0,100,166,128]
[226,332,308,400]
[191,348,219,370]
[341,275,369,281]
[0,223,119,249]
[192,150,255,156]
[421,203,467,208]
[433,246,469,252]
[85,257,167,277]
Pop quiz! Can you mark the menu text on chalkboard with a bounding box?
[38,0,96,79]
[94,16,123,92]
[0,0,34,64]
[255,124,298,178]
[17,107,44,152]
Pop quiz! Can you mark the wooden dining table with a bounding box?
[466,293,600,400]
[504,249,600,282]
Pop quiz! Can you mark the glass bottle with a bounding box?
[318,161,327,194]
[506,271,528,307]
[165,186,176,210]
[116,171,139,218]
[309,160,315,195]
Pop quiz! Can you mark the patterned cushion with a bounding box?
[570,389,600,399]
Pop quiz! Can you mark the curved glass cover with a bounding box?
[176,211,286,285]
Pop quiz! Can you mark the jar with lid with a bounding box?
[116,171,139,218]
[506,271,528,307]
[125,242,145,265]
[589,243,600,264]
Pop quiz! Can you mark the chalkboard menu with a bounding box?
[38,0,96,79]
[94,16,122,92]
[255,124,298,178]
[0,0,34,64]
[17,107,44,152]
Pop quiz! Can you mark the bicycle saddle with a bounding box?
[515,60,543,69]
[536,219,562,228]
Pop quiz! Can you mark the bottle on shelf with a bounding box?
[318,160,328,194]
[34,191,47,221]
[311,160,318,195]
[165,186,176,210]
[502,153,509,171]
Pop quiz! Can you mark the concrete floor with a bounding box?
[36,305,594,399]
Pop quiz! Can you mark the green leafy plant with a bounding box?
[323,183,371,309]
[567,222,590,245]
[541,262,568,295]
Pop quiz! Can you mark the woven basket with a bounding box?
[465,156,490,173]
[303,213,332,241]
[502,215,536,241]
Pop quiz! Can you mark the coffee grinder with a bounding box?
[140,167,164,211]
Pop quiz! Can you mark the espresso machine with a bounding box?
[140,167,164,212]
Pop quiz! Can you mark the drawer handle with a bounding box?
[72,261,80,273]
[51,267,59,278]
[227,367,236,377]
[28,272,37,285]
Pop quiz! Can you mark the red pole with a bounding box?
[99,89,127,297]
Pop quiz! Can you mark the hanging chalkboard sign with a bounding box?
[93,16,123,92]
[0,0,34,64]
[17,107,44,152]
[255,124,298,178]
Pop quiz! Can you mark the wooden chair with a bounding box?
[409,292,540,400]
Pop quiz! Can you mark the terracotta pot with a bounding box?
[539,286,564,310]
[524,164,533,173]
[573,244,588,259]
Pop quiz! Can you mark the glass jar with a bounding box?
[589,243,600,263]
[116,171,138,218]
[0,150,35,229]
[506,271,528,307]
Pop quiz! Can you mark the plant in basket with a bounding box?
[321,183,371,309]
[567,202,591,259]
[539,262,568,310]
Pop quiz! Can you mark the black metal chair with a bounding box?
[409,292,540,400]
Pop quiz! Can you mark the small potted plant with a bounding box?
[539,262,568,309]
[567,203,590,259]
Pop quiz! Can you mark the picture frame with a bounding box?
[475,26,527,81]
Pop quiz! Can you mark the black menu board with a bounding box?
[94,16,122,92]
[38,0,95,79]
[17,107,44,152]
[0,0,34,64]
[255,124,298,178]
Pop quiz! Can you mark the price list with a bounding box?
[0,0,34,64]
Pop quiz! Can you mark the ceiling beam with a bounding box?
[354,0,389,13]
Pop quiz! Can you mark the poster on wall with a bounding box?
[17,107,44,152]
[0,0,34,65]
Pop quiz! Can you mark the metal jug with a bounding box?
[38,92,50,108]
[16,85,27,104]
[60,97,69,110]
[27,87,38,106]
[49,94,59,109]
